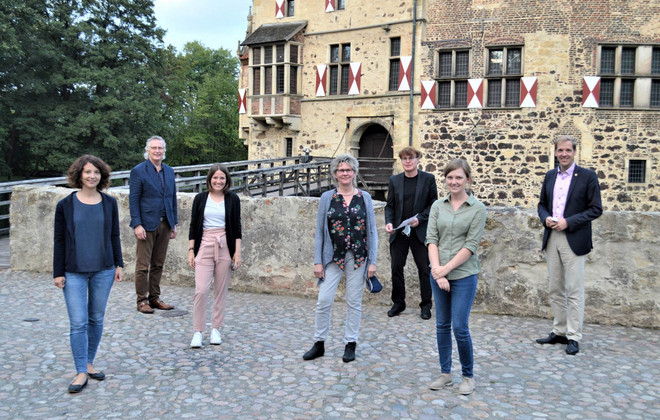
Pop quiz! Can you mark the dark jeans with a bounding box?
[390,233,432,308]
[135,221,171,304]
[431,274,477,378]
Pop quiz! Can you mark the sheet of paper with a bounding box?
[395,214,418,230]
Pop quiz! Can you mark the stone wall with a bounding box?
[10,186,658,328]
[419,0,660,212]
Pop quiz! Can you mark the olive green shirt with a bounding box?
[425,194,487,280]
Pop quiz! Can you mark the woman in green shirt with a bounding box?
[425,158,486,396]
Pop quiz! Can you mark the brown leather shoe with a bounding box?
[150,299,174,310]
[137,302,154,314]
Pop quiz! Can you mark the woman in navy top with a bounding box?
[53,155,123,393]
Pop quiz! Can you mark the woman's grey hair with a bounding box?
[554,135,578,151]
[143,135,167,160]
[330,154,359,187]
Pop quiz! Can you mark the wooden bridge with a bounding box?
[0,156,395,235]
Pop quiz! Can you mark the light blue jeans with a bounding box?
[431,274,478,378]
[314,252,366,344]
[62,268,115,373]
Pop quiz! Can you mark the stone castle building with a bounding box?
[238,0,660,211]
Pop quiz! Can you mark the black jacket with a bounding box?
[53,192,123,278]
[385,170,438,244]
[538,164,603,256]
[188,191,242,258]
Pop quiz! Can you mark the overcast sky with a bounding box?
[153,0,253,53]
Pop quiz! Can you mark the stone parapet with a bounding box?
[10,186,658,328]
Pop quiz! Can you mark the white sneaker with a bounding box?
[190,332,203,348]
[459,377,475,395]
[210,328,222,345]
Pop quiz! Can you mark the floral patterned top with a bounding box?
[327,189,368,271]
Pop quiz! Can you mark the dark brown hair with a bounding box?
[67,155,111,191]
[206,163,232,193]
[398,146,422,159]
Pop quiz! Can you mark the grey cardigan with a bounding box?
[314,189,378,270]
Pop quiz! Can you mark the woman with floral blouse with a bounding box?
[303,154,378,363]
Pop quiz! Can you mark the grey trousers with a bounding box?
[313,252,366,344]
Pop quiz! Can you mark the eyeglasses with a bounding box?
[336,169,353,174]
[401,157,418,162]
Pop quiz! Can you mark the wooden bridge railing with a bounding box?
[0,156,334,236]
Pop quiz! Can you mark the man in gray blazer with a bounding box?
[537,135,602,355]
[129,136,178,314]
[385,147,438,319]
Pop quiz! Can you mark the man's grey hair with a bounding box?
[554,135,578,150]
[330,154,359,188]
[144,135,167,160]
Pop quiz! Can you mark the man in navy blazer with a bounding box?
[385,147,438,319]
[537,135,602,355]
[129,136,179,314]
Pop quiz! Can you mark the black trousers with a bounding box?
[390,232,432,308]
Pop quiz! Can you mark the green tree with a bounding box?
[163,41,245,166]
[0,0,168,177]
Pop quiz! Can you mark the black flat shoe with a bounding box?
[88,371,105,381]
[68,377,88,394]
[535,332,569,345]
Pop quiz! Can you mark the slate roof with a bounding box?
[241,21,308,46]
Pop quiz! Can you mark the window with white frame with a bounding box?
[388,37,401,91]
[486,46,522,108]
[598,45,660,108]
[329,43,351,95]
[434,49,470,108]
[251,43,300,96]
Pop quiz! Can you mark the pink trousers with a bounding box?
[192,228,232,332]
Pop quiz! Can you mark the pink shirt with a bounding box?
[552,163,575,219]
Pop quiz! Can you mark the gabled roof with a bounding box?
[241,21,308,46]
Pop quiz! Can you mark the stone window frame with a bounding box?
[250,42,301,97]
[433,48,471,109]
[328,43,351,95]
[388,37,402,91]
[484,45,523,109]
[597,44,660,109]
[625,158,649,184]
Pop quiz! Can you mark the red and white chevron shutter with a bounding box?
[315,65,327,97]
[398,56,412,91]
[325,0,335,12]
[348,62,361,95]
[238,89,247,114]
[582,76,600,108]
[467,78,484,108]
[275,0,285,18]
[520,77,538,107]
[421,81,436,110]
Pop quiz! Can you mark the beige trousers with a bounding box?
[545,230,586,342]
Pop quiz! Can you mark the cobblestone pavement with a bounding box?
[0,270,657,419]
